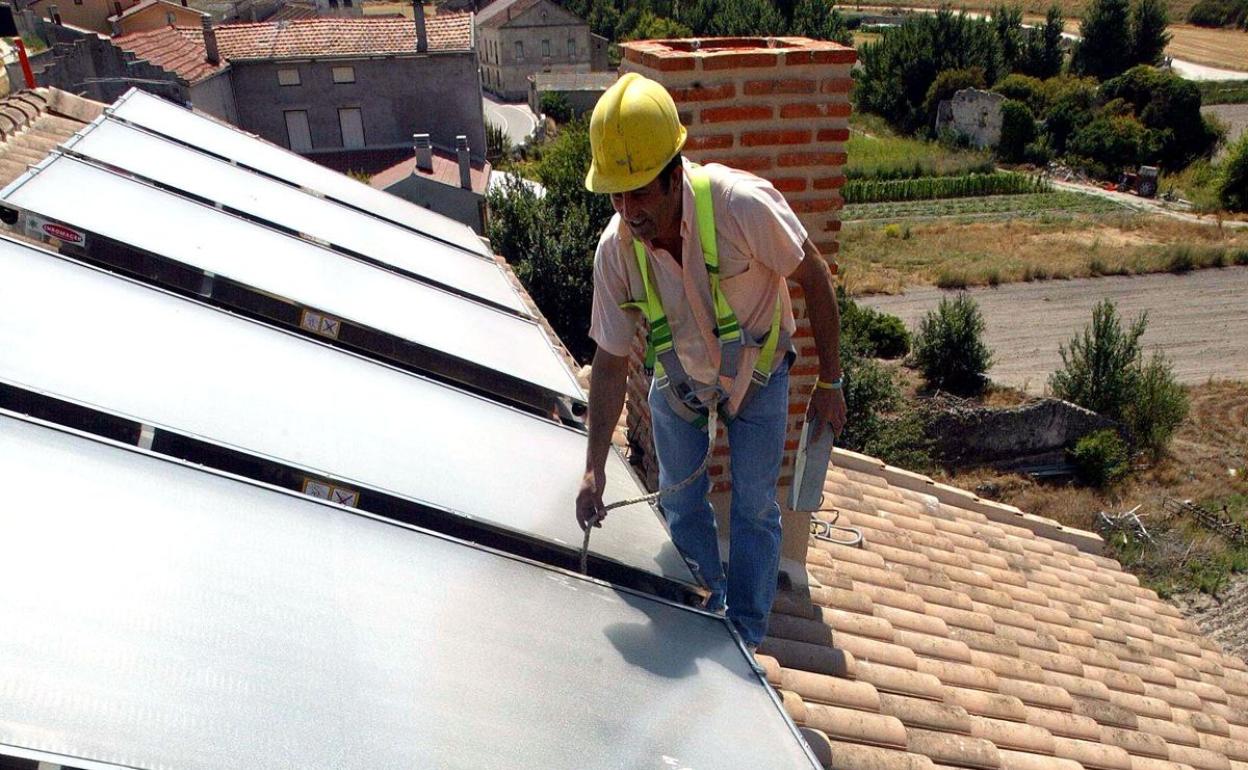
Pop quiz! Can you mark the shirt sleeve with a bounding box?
[588,219,639,358]
[725,176,809,278]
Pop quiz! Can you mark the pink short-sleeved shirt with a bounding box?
[589,159,808,389]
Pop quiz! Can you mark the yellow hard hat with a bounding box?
[585,72,688,194]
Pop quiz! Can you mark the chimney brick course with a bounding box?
[614,36,855,583]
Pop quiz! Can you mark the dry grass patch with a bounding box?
[1166,24,1248,73]
[838,212,1248,294]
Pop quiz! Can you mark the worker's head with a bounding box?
[585,73,687,241]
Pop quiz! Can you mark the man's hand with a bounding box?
[576,469,607,531]
[806,384,847,443]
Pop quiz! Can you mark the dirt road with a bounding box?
[861,267,1248,392]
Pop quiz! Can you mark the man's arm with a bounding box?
[790,238,846,438]
[576,347,631,530]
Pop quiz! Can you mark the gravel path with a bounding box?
[861,267,1248,393]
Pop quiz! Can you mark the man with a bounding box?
[575,73,846,650]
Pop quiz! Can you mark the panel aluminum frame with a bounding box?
[0,152,584,407]
[59,117,526,315]
[106,88,492,258]
[0,235,691,587]
[0,411,819,770]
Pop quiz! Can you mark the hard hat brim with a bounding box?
[584,126,687,194]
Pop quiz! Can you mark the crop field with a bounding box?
[846,116,994,180]
[843,172,1049,203]
[841,190,1127,221]
[1199,80,1248,105]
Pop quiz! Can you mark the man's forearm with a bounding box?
[798,239,842,381]
[585,348,630,477]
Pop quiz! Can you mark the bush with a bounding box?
[486,122,513,165]
[1067,114,1151,177]
[923,67,987,130]
[912,293,993,395]
[1126,353,1189,457]
[997,100,1037,163]
[1071,429,1130,486]
[993,73,1046,115]
[540,92,573,124]
[1220,131,1248,212]
[1187,0,1248,27]
[1100,66,1222,170]
[837,350,904,455]
[1049,299,1145,418]
[839,290,911,359]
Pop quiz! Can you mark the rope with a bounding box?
[580,409,719,575]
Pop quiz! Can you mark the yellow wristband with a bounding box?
[815,377,843,391]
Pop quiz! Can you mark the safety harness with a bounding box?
[623,166,789,427]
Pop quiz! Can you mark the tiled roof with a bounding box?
[264,0,317,22]
[370,149,491,195]
[112,26,227,84]
[476,0,543,28]
[211,13,473,59]
[107,0,202,22]
[754,448,1248,770]
[534,70,617,91]
[0,88,102,187]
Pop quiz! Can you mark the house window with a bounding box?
[284,110,312,152]
[277,68,301,86]
[514,40,523,62]
[542,39,550,58]
[339,108,365,149]
[568,38,575,58]
[332,66,355,84]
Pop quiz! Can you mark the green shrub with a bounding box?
[1126,353,1189,458]
[1220,131,1248,212]
[540,92,574,124]
[1167,246,1195,273]
[837,350,903,454]
[997,100,1037,164]
[1186,0,1248,26]
[486,121,512,165]
[1100,66,1222,171]
[1071,429,1129,486]
[993,74,1047,115]
[912,293,993,395]
[842,172,1048,203]
[923,67,987,130]
[1067,114,1151,178]
[840,291,911,359]
[1050,299,1145,418]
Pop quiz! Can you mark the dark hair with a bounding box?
[657,153,683,193]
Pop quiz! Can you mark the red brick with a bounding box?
[701,105,774,123]
[813,175,847,190]
[712,481,732,494]
[741,129,811,147]
[669,83,737,102]
[701,154,774,171]
[784,439,800,451]
[713,445,730,457]
[785,48,857,66]
[678,110,696,126]
[743,78,817,95]
[642,51,696,71]
[823,219,843,232]
[814,240,841,255]
[623,47,646,65]
[702,52,781,70]
[777,151,848,167]
[799,345,818,358]
[789,402,808,415]
[821,77,855,94]
[777,103,849,119]
[790,198,835,213]
[791,364,819,377]
[817,128,851,143]
[708,464,724,477]
[685,134,734,151]
[767,176,808,193]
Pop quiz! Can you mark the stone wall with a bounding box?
[935,87,1004,149]
[926,397,1117,468]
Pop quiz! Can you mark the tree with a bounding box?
[621,10,692,40]
[991,4,1025,72]
[1100,65,1221,169]
[1067,113,1151,176]
[1017,5,1065,79]
[1219,131,1248,212]
[912,293,993,395]
[1049,299,1145,418]
[540,92,573,124]
[1131,0,1172,66]
[997,99,1037,162]
[790,0,852,44]
[676,0,787,36]
[993,73,1046,114]
[1071,0,1132,79]
[923,67,987,133]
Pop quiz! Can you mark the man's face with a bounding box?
[610,166,682,244]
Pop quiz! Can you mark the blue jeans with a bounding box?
[649,363,789,646]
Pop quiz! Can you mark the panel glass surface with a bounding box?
[0,415,816,770]
[0,238,689,584]
[62,119,524,313]
[0,155,582,401]
[107,89,492,257]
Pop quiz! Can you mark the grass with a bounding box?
[837,210,1248,295]
[1198,80,1248,105]
[847,113,995,181]
[941,381,1248,597]
[843,172,1049,204]
[841,190,1126,221]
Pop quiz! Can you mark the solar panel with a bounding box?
[106,88,493,258]
[0,152,583,407]
[0,412,818,770]
[0,235,690,587]
[60,117,526,315]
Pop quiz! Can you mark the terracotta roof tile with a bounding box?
[112,26,227,84]
[0,88,98,187]
[212,13,473,59]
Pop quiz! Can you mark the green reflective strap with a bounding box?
[689,168,741,344]
[755,292,784,377]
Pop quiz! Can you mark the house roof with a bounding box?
[112,25,228,84]
[107,0,205,23]
[211,13,473,59]
[475,0,540,28]
[533,70,617,92]
[753,447,1248,770]
[370,148,491,195]
[0,88,102,188]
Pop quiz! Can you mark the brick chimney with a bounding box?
[413,133,433,172]
[201,15,219,65]
[413,0,427,53]
[455,134,472,190]
[616,36,855,585]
